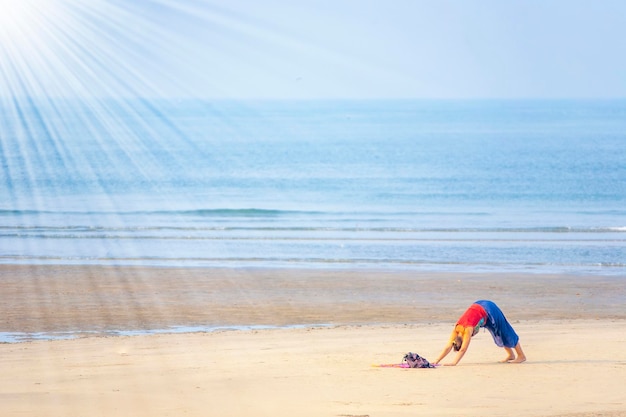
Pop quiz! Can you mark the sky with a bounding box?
[0,0,625,100]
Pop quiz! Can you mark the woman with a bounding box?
[433,300,526,366]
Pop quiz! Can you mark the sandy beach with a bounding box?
[1,265,625,416]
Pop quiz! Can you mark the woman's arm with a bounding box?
[444,328,472,366]
[433,328,458,364]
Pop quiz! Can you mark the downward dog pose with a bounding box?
[433,300,526,366]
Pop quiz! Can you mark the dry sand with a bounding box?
[1,265,625,416]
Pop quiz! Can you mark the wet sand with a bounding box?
[1,265,624,335]
[0,265,625,416]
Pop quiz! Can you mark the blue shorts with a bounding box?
[474,300,520,348]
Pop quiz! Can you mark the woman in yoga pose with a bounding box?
[433,300,526,366]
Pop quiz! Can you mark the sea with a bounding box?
[1,98,625,276]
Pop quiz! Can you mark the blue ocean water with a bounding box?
[1,99,625,274]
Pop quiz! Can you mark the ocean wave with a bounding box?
[153,208,322,217]
[0,208,495,219]
[1,233,625,243]
[2,255,625,270]
[0,208,321,217]
[1,225,624,234]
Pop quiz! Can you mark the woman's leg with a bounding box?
[510,342,527,363]
[500,343,526,363]
[500,347,516,362]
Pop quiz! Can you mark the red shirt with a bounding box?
[456,303,487,327]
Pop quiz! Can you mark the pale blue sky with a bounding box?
[1,0,625,99]
[147,0,626,99]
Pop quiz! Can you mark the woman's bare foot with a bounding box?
[509,356,526,364]
[500,347,515,362]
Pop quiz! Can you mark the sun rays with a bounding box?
[0,0,394,215]
[0,0,340,101]
[1,0,168,99]
[1,1,206,209]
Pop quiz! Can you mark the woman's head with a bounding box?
[452,335,463,351]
